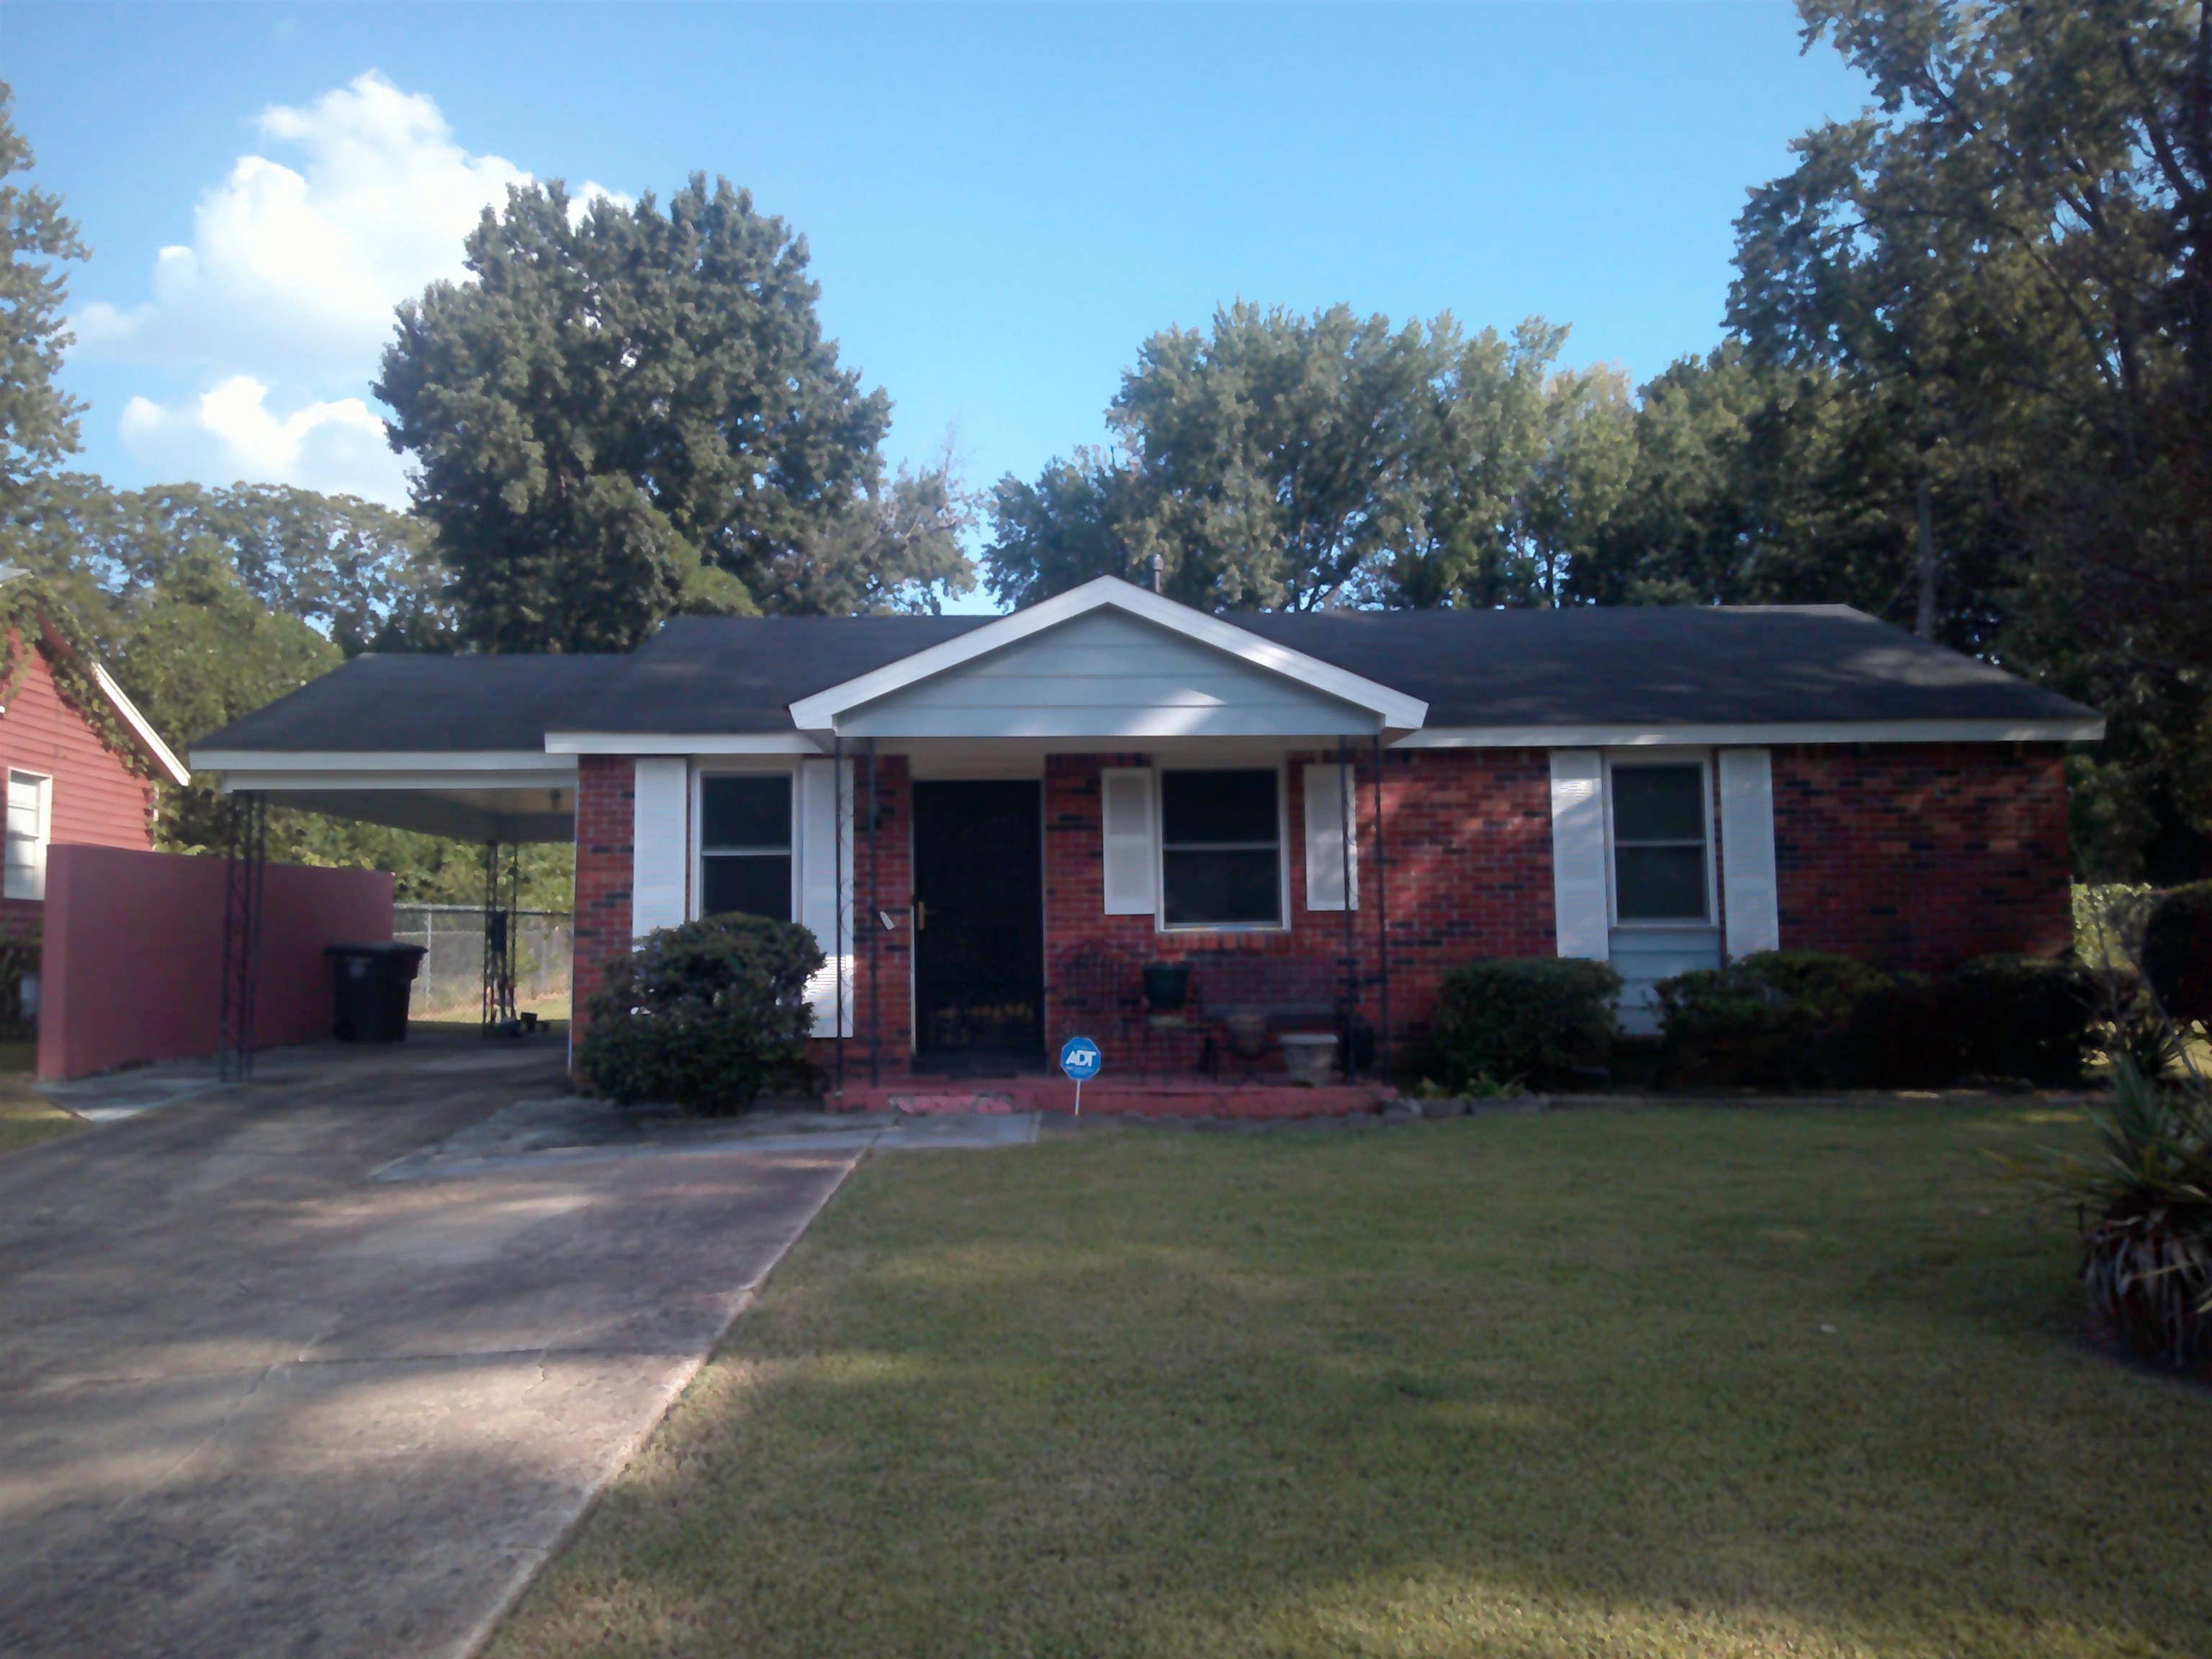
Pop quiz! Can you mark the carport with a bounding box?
[191,655,619,1072]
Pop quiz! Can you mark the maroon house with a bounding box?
[193,577,2098,1088]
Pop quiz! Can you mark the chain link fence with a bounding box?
[392,905,573,1019]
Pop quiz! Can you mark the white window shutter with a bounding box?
[1303,762,1357,912]
[1718,747,1781,959]
[1100,767,1157,915]
[630,757,689,938]
[798,758,853,1038]
[1549,749,1609,960]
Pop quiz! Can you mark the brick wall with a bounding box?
[570,754,634,1030]
[813,752,916,1084]
[1040,748,1553,1071]
[1772,741,2072,970]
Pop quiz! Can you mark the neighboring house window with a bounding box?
[1609,761,1711,923]
[4,771,48,902]
[1160,768,1282,927]
[698,774,792,922]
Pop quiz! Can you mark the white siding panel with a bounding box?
[630,757,689,939]
[1303,762,1357,912]
[1718,748,1781,959]
[840,610,1375,739]
[1100,767,1156,915]
[1610,926,1725,1035]
[1549,750,1609,960]
[798,759,853,1038]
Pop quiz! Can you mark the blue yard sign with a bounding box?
[1059,1035,1102,1115]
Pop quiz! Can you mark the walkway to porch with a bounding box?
[825,1075,1400,1119]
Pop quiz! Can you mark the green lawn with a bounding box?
[0,1041,74,1156]
[490,1105,2212,1659]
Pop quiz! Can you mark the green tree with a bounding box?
[0,84,88,508]
[1732,0,2212,879]
[377,176,970,651]
[984,305,1631,612]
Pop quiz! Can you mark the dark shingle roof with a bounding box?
[190,603,2097,755]
[193,653,626,753]
[1232,605,2095,727]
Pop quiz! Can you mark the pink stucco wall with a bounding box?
[37,845,395,1081]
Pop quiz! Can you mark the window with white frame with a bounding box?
[4,772,48,902]
[1608,761,1711,923]
[698,773,792,922]
[1159,768,1282,927]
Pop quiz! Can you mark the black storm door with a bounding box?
[911,781,1043,1068]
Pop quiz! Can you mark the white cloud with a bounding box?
[120,377,410,503]
[77,71,626,505]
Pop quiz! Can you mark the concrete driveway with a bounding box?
[0,1031,866,1659]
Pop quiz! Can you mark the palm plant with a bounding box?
[2028,1056,2212,1372]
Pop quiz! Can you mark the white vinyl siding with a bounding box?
[1717,747,1781,958]
[797,757,853,1038]
[1303,762,1357,912]
[630,757,690,938]
[837,609,1375,739]
[4,772,48,902]
[1547,750,1609,960]
[1100,767,1157,914]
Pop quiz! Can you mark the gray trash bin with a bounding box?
[325,943,428,1042]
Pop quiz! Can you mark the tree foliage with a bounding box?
[377,176,971,651]
[985,305,1635,611]
[0,83,86,506]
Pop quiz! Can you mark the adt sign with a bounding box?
[1059,1035,1102,1115]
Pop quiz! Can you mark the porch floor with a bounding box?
[825,1075,1398,1119]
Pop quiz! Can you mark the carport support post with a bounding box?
[834,733,846,1098]
[866,737,879,1088]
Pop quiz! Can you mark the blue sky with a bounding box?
[8,1,1869,610]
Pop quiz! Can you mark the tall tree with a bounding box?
[0,84,88,509]
[1731,0,2212,878]
[984,305,1631,612]
[377,176,970,652]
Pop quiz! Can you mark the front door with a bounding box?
[912,781,1043,1071]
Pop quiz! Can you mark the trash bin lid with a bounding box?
[323,942,428,961]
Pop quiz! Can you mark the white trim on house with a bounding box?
[1395,716,2103,750]
[1717,747,1781,958]
[546,732,824,755]
[86,662,192,786]
[1547,750,1609,961]
[208,768,576,796]
[785,577,1429,737]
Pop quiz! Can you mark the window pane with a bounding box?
[1611,765,1704,843]
[701,853,791,922]
[700,775,791,850]
[1615,846,1708,921]
[1161,770,1277,846]
[1163,848,1280,925]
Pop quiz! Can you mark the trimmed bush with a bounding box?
[1429,958,1621,1090]
[1655,951,1892,1088]
[2144,881,2212,1028]
[1852,953,2102,1087]
[579,914,824,1114]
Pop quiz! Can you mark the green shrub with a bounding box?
[2143,881,2212,1028]
[1429,958,1621,1090]
[578,914,824,1114]
[1655,951,1892,1088]
[1852,954,2102,1087]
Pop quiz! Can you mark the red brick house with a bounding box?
[0,601,191,944]
[192,577,2098,1082]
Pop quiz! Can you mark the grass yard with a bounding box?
[0,1041,74,1156]
[490,1105,2212,1659]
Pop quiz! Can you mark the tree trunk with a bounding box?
[1915,473,1937,641]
